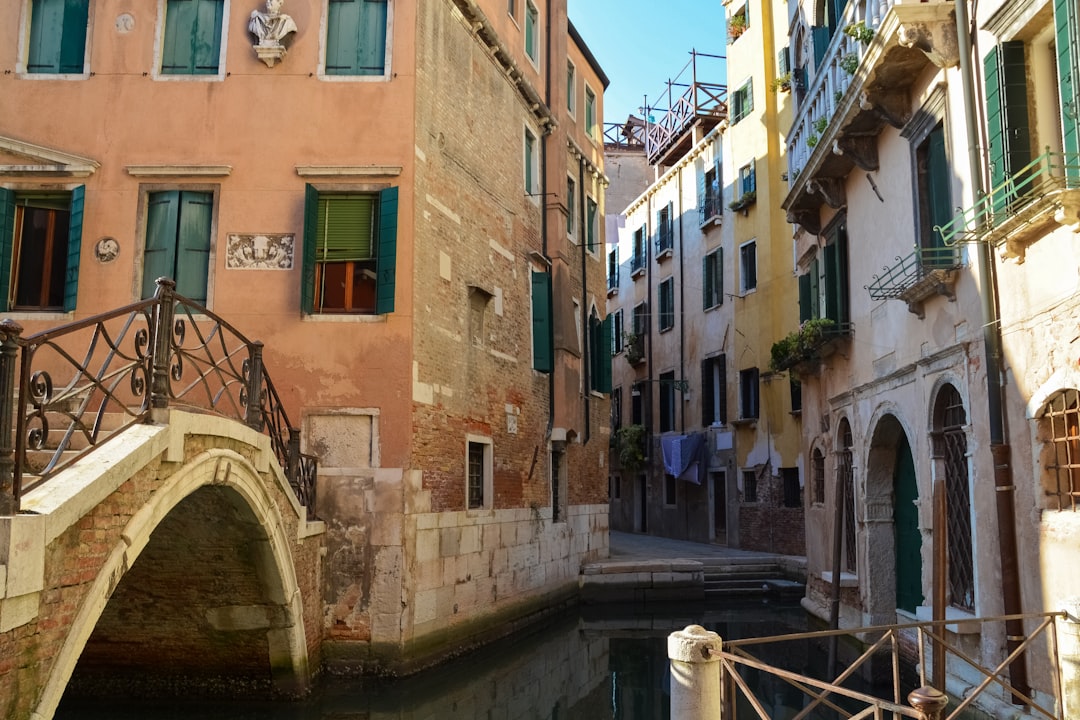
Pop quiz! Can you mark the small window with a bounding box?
[739,367,759,419]
[660,370,676,433]
[302,186,398,315]
[701,354,727,426]
[611,386,623,432]
[611,474,621,500]
[585,85,597,140]
[467,438,492,510]
[161,0,225,75]
[0,187,85,312]
[588,309,612,393]
[656,202,674,255]
[26,0,90,74]
[585,196,599,253]
[631,382,644,426]
[524,0,539,64]
[703,248,723,309]
[743,469,758,503]
[701,162,722,222]
[325,0,390,77]
[739,240,757,293]
[143,190,212,305]
[607,247,620,292]
[524,128,539,197]
[658,277,674,332]
[781,467,801,508]
[811,448,825,504]
[611,309,624,354]
[739,162,757,197]
[566,176,576,236]
[790,378,802,412]
[567,60,577,116]
[631,224,647,274]
[507,0,516,19]
[1041,389,1080,510]
[664,474,677,506]
[731,78,754,124]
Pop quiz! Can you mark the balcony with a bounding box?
[783,0,959,234]
[769,319,853,376]
[630,251,647,277]
[699,189,723,226]
[655,225,674,258]
[603,118,646,151]
[641,51,727,167]
[937,150,1080,262]
[865,245,962,317]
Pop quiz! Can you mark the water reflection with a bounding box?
[57,599,813,720]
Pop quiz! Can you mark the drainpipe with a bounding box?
[955,0,1028,700]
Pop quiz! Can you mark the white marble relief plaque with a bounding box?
[226,233,294,269]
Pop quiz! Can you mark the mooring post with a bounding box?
[908,686,948,720]
[669,624,722,719]
[0,320,23,515]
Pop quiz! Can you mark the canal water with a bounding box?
[55,599,872,720]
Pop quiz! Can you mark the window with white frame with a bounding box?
[660,370,676,433]
[739,367,759,419]
[703,247,723,309]
[739,240,757,293]
[611,308,624,354]
[524,127,539,197]
[730,78,753,123]
[658,277,674,332]
[701,354,726,426]
[607,246,619,292]
[324,0,391,77]
[585,196,598,253]
[524,0,539,65]
[738,161,756,198]
[567,176,576,237]
[161,0,225,76]
[567,60,577,116]
[585,84,597,140]
[466,437,492,510]
[25,0,90,74]
[0,186,85,311]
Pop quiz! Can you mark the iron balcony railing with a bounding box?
[715,611,1065,720]
[607,269,619,292]
[655,223,674,256]
[630,248,647,275]
[866,245,962,300]
[0,278,318,519]
[936,150,1080,246]
[699,189,723,224]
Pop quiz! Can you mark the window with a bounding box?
[631,224,647,274]
[738,162,757,197]
[26,0,89,74]
[531,271,552,372]
[984,41,1031,214]
[611,386,623,432]
[611,474,621,500]
[611,308,624,354]
[588,309,612,393]
[656,202,674,255]
[524,0,539,64]
[933,384,973,611]
[566,177,576,236]
[325,0,390,77]
[0,187,84,312]
[743,469,758,503]
[1040,388,1080,510]
[467,438,492,510]
[524,128,539,197]
[916,123,953,250]
[302,186,397,314]
[739,367,759,419]
[658,277,674,332]
[585,85,597,140]
[629,302,647,361]
[701,354,727,426]
[781,467,801,508]
[161,0,225,75]
[607,247,619,292]
[585,196,599,253]
[700,158,722,223]
[567,60,577,116]
[703,248,723,309]
[507,0,516,19]
[731,79,754,124]
[664,474,677,506]
[811,448,825,504]
[790,378,802,413]
[659,370,676,432]
[798,221,849,327]
[739,240,757,293]
[143,190,212,305]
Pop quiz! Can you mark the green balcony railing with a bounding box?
[866,245,961,300]
[936,150,1080,247]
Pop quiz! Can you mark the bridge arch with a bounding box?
[33,447,310,719]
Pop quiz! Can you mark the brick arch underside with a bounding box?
[36,450,309,718]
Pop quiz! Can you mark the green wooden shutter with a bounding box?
[823,228,849,325]
[63,184,84,312]
[812,26,831,68]
[525,2,537,60]
[326,0,360,74]
[696,159,706,221]
[702,255,711,309]
[302,185,319,314]
[175,191,212,305]
[162,0,196,73]
[925,125,951,249]
[717,353,727,424]
[375,186,398,314]
[143,191,179,299]
[701,359,714,425]
[59,0,89,73]
[192,0,224,74]
[587,198,598,251]
[1056,0,1080,184]
[809,257,821,319]
[28,0,88,73]
[718,247,724,304]
[595,315,613,393]
[798,272,812,323]
[531,271,552,372]
[0,189,14,312]
[984,42,1031,215]
[778,46,791,75]
[357,0,388,75]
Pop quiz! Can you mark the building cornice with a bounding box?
[126,165,232,177]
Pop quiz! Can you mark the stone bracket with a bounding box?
[860,90,912,130]
[897,17,960,69]
[807,177,847,209]
[833,134,879,172]
[787,208,822,236]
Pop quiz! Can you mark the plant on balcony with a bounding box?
[807,134,819,149]
[623,331,644,364]
[843,21,875,45]
[728,14,747,40]
[729,190,756,212]
[813,117,829,134]
[770,71,793,93]
[840,53,860,75]
[614,424,647,473]
[769,318,838,374]
[834,89,844,104]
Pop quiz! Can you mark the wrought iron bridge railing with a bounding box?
[0,278,318,519]
[716,611,1066,720]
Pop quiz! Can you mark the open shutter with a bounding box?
[59,0,89,73]
[0,189,14,312]
[596,315,613,393]
[798,272,812,324]
[823,228,849,325]
[809,257,820,319]
[812,26,831,68]
[718,248,724,304]
[301,185,319,313]
[702,255,711,309]
[63,185,84,312]
[531,271,552,372]
[717,354,728,424]
[375,186,398,314]
[823,243,839,324]
[143,191,179,299]
[1056,0,1080,184]
[926,125,951,249]
[175,191,212,305]
[701,359,714,426]
[984,42,1031,215]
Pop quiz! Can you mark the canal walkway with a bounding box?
[582,532,808,603]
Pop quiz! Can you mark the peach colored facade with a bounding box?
[1,0,610,676]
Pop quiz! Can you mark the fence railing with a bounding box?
[0,278,317,519]
[669,611,1066,720]
[865,245,962,300]
[639,50,727,166]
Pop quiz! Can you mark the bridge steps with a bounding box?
[700,558,806,601]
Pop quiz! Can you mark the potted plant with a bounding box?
[770,318,841,374]
[623,331,644,364]
[728,190,756,212]
[728,14,747,40]
[770,71,792,93]
[843,21,875,45]
[839,53,859,75]
[614,424,647,473]
[807,133,819,149]
[813,117,829,134]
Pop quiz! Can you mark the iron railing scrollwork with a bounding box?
[0,278,318,519]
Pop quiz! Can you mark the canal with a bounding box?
[57,598,837,720]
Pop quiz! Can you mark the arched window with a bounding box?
[933,384,973,611]
[1039,389,1080,510]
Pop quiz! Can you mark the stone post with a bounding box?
[245,341,265,431]
[669,624,722,720]
[0,320,23,515]
[908,686,948,720]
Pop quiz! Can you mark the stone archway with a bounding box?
[33,448,310,719]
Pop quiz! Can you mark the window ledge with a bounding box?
[126,165,232,177]
[821,571,858,588]
[730,418,757,427]
[295,165,402,178]
[302,314,386,323]
[607,286,618,297]
[700,215,723,229]
[2,311,72,322]
[656,248,674,261]
[915,605,980,634]
[631,267,646,280]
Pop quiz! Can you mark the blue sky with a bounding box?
[568,1,728,126]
